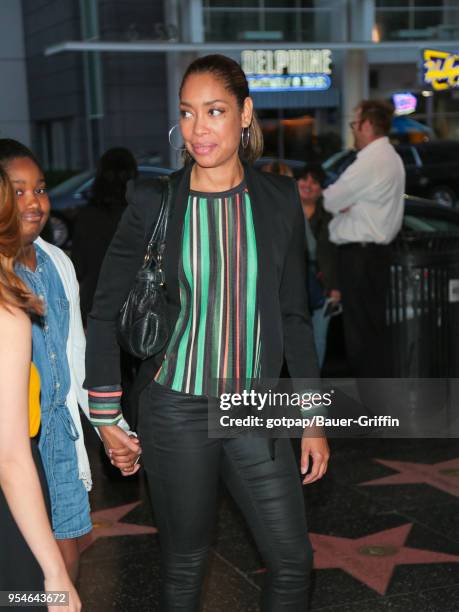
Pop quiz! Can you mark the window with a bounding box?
[36,119,73,170]
[203,0,333,43]
[417,144,459,166]
[404,214,459,233]
[375,0,456,41]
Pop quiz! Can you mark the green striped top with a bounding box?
[154,181,261,397]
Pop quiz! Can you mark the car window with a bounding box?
[322,150,355,172]
[78,178,94,194]
[417,146,455,165]
[403,215,437,232]
[404,214,459,232]
[138,167,171,178]
[49,171,93,196]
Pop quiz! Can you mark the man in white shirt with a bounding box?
[323,100,405,377]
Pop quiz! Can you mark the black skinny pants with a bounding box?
[138,381,313,612]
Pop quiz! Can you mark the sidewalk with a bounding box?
[77,422,459,611]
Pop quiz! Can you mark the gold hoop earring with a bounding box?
[241,127,250,149]
[168,124,184,151]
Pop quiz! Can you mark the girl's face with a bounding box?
[6,157,50,247]
[297,174,322,204]
[179,72,253,170]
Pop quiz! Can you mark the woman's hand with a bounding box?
[99,425,142,476]
[45,571,81,611]
[300,435,330,485]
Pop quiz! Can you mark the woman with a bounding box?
[72,147,138,323]
[0,167,80,611]
[85,54,329,611]
[297,164,341,368]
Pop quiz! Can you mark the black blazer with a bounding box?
[84,162,319,395]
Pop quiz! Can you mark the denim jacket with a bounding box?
[16,245,73,438]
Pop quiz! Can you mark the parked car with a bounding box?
[322,140,459,207]
[47,164,172,248]
[255,157,306,177]
[400,141,459,207]
[402,194,459,231]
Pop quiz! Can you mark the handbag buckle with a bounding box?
[144,244,153,264]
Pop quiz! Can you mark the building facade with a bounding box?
[0,0,30,145]
[21,0,169,170]
[13,0,459,170]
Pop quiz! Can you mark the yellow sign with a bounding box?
[423,49,459,91]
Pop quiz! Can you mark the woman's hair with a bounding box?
[0,138,43,173]
[0,167,43,315]
[260,160,293,178]
[89,147,138,209]
[299,164,326,187]
[179,54,264,164]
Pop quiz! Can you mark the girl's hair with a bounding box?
[0,138,43,173]
[0,166,43,315]
[89,147,138,209]
[179,54,264,164]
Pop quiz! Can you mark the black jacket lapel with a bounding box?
[164,163,193,308]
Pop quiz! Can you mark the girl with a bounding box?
[86,55,329,611]
[0,166,80,611]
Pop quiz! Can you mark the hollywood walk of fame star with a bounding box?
[310,523,459,595]
[79,501,158,553]
[359,457,459,498]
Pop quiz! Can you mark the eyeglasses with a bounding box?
[349,120,363,130]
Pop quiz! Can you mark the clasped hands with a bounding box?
[99,424,142,476]
[98,425,330,483]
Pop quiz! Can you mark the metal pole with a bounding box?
[278,107,285,159]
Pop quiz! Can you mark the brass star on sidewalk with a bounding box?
[79,501,158,553]
[359,457,459,498]
[310,523,459,595]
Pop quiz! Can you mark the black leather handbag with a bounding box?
[117,176,172,359]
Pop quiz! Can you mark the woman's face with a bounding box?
[297,173,322,204]
[179,72,253,170]
[6,157,50,247]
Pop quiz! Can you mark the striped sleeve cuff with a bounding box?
[88,385,123,426]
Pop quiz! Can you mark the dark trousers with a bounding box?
[138,381,313,612]
[338,243,392,378]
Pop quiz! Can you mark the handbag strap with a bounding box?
[142,176,172,270]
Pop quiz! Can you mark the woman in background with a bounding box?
[72,147,138,323]
[0,166,80,611]
[297,164,341,368]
